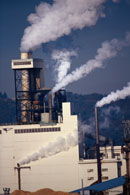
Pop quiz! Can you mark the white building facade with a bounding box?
[0,102,127,194]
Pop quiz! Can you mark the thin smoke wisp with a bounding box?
[96,82,130,107]
[52,49,77,83]
[51,32,130,93]
[20,0,108,52]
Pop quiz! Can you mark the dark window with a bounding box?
[102,176,108,180]
[14,127,61,133]
[102,168,108,172]
[14,61,31,65]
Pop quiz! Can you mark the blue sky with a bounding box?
[0,0,130,97]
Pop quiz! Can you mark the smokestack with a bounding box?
[21,52,32,59]
[12,51,44,123]
[95,106,102,183]
[49,94,52,122]
[21,52,32,122]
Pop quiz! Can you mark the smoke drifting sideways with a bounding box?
[96,82,130,108]
[19,130,77,165]
[52,49,77,83]
[51,32,130,93]
[20,0,108,52]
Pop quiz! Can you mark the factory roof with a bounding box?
[71,176,126,193]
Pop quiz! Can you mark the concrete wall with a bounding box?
[0,102,79,193]
[0,102,127,194]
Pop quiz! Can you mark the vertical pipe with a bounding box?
[14,70,18,123]
[126,143,130,178]
[17,164,21,190]
[95,106,102,183]
[22,69,30,123]
[49,94,52,122]
[81,179,84,195]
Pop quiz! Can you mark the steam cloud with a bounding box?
[96,82,130,107]
[20,0,108,52]
[51,32,130,93]
[19,130,77,165]
[52,49,77,83]
[78,120,107,143]
[100,106,120,129]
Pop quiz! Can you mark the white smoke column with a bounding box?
[51,32,130,93]
[20,0,107,51]
[19,130,77,165]
[96,82,130,107]
[52,49,77,83]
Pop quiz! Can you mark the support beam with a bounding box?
[14,163,31,190]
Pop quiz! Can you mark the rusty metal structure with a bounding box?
[12,52,66,124]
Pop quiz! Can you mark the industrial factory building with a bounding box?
[0,53,127,194]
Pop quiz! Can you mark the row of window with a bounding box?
[87,168,109,181]
[88,176,109,181]
[14,127,61,134]
[87,168,108,173]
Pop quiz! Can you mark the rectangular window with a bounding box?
[102,176,108,180]
[88,177,94,180]
[87,169,93,172]
[102,168,108,172]
[14,61,31,65]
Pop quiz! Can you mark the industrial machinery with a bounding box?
[12,52,66,124]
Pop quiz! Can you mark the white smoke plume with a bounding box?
[19,130,77,165]
[20,0,108,52]
[52,49,77,83]
[78,120,95,143]
[96,82,130,107]
[78,120,107,142]
[51,32,130,93]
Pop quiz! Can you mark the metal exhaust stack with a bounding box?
[21,52,31,122]
[49,94,52,122]
[12,51,44,123]
[95,106,102,183]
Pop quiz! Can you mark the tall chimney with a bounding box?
[21,52,32,122]
[95,106,102,183]
[12,52,44,123]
